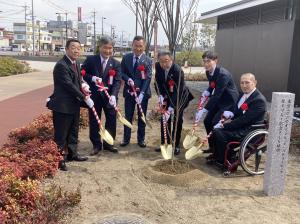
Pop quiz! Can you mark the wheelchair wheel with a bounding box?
[239,129,268,175]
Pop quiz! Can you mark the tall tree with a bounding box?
[198,23,216,51]
[154,0,199,57]
[121,0,162,54]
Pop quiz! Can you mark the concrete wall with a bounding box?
[215,21,296,104]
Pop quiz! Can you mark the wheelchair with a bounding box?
[222,121,268,177]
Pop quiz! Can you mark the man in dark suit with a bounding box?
[120,36,152,148]
[210,73,267,164]
[195,51,239,152]
[154,51,194,155]
[47,39,91,171]
[81,36,122,155]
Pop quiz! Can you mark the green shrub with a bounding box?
[184,72,207,81]
[0,57,31,77]
[175,51,203,67]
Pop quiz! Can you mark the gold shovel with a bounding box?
[91,107,114,145]
[185,142,204,160]
[161,115,172,160]
[117,111,132,129]
[183,123,199,149]
[183,96,209,149]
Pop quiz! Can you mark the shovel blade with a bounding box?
[183,134,198,149]
[160,144,172,160]
[185,143,204,160]
[117,112,132,129]
[99,128,114,146]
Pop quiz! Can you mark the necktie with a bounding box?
[164,70,168,81]
[102,60,106,74]
[72,62,78,75]
[133,56,139,74]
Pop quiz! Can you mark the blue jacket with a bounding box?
[121,52,152,98]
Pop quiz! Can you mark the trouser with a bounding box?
[53,110,80,158]
[123,95,148,143]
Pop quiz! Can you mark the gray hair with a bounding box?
[98,36,115,47]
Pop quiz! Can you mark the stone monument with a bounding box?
[263,92,295,196]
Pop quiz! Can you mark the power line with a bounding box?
[0,1,23,7]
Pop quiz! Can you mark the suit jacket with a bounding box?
[155,62,194,109]
[81,55,122,98]
[223,89,267,134]
[205,66,239,112]
[121,52,152,98]
[47,55,85,114]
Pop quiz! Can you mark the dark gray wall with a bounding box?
[215,21,295,103]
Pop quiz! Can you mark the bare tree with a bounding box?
[121,0,162,55]
[181,12,199,65]
[154,0,200,57]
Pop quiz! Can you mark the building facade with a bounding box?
[198,0,300,105]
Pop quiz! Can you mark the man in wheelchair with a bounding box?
[208,73,267,167]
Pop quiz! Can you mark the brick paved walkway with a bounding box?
[0,85,53,146]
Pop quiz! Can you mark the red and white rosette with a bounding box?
[240,102,248,114]
[81,69,86,77]
[108,69,116,85]
[168,79,175,93]
[137,65,146,79]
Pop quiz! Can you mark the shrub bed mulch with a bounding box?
[0,109,89,223]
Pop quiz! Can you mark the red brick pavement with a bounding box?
[0,85,53,146]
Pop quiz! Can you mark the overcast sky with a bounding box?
[0,0,239,44]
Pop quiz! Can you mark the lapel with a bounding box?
[211,66,220,81]
[237,89,258,114]
[64,55,78,82]
[128,53,134,75]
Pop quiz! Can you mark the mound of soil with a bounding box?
[152,159,195,175]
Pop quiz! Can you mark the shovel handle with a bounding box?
[130,83,147,121]
[162,115,168,144]
[91,106,104,130]
[97,83,121,113]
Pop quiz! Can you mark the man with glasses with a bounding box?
[195,51,239,153]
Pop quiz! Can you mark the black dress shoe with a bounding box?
[90,147,101,156]
[138,141,147,148]
[174,147,180,155]
[72,155,88,161]
[155,148,161,152]
[202,148,213,154]
[120,141,129,147]
[58,160,68,171]
[104,146,118,153]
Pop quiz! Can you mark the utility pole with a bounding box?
[134,0,139,36]
[38,21,41,52]
[92,10,96,54]
[121,30,125,51]
[101,16,106,36]
[65,12,68,42]
[56,12,68,46]
[24,4,28,51]
[111,25,115,39]
[31,0,35,55]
